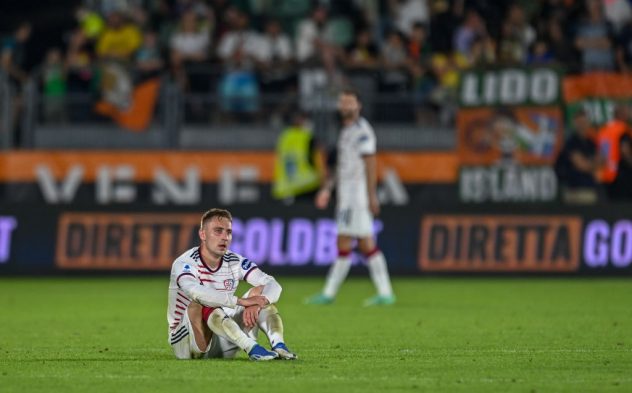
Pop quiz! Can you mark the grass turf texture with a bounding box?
[0,277,631,392]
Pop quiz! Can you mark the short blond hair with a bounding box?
[200,208,232,229]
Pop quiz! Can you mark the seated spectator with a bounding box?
[574,0,616,72]
[554,109,601,204]
[468,35,496,67]
[170,10,210,90]
[343,29,379,71]
[498,3,536,65]
[216,10,260,116]
[390,0,430,38]
[42,48,67,123]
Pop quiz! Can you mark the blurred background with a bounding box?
[1,0,631,275]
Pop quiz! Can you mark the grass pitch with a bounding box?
[0,277,631,392]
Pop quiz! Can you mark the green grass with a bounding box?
[0,277,631,392]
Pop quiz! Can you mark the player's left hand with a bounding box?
[243,305,261,328]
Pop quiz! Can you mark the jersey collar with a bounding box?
[198,246,222,273]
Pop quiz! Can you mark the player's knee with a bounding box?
[208,308,228,325]
[262,304,278,314]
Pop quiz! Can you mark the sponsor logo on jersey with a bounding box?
[241,258,252,270]
[224,279,235,290]
[183,264,191,272]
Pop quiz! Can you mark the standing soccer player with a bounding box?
[306,89,395,306]
[167,208,297,360]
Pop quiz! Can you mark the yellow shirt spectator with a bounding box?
[97,24,142,61]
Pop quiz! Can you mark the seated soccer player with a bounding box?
[167,208,297,361]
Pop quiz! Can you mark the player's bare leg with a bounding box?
[305,235,354,304]
[358,237,395,306]
[187,302,213,351]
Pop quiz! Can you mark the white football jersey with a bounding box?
[336,117,377,208]
[167,246,277,331]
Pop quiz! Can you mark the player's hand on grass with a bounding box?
[238,295,269,308]
[315,188,330,209]
[243,305,261,328]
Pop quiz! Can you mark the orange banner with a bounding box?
[563,72,632,102]
[457,107,563,165]
[418,215,582,272]
[0,151,458,183]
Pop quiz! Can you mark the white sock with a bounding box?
[367,250,394,297]
[322,253,351,298]
[207,309,257,352]
[257,305,284,347]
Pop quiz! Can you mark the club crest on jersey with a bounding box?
[241,259,253,270]
[224,279,236,290]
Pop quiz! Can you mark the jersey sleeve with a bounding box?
[357,125,376,156]
[174,259,238,308]
[237,256,282,304]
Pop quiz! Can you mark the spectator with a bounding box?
[498,3,536,64]
[96,12,142,109]
[41,48,67,123]
[527,40,555,65]
[430,51,467,126]
[574,0,616,72]
[380,30,409,91]
[616,18,632,72]
[610,127,632,200]
[453,9,487,59]
[216,10,259,116]
[389,0,430,37]
[405,23,434,124]
[254,18,295,123]
[344,28,379,71]
[170,10,211,90]
[96,12,142,62]
[467,35,496,67]
[554,109,600,204]
[136,31,164,80]
[602,0,632,33]
[295,5,339,69]
[597,103,631,199]
[1,22,31,146]
[429,0,464,53]
[546,15,579,70]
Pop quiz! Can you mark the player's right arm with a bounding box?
[176,265,268,309]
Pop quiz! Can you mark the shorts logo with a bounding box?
[241,259,252,270]
[224,279,235,290]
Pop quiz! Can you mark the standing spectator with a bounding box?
[42,48,67,123]
[96,12,142,109]
[254,19,295,123]
[170,10,211,90]
[389,0,430,37]
[498,3,536,65]
[574,0,616,72]
[602,0,632,33]
[1,22,31,147]
[527,40,554,65]
[65,30,95,121]
[610,127,632,200]
[380,30,409,91]
[295,5,339,68]
[554,109,600,204]
[136,30,164,81]
[344,28,379,71]
[546,15,579,70]
[597,104,631,199]
[616,18,632,72]
[216,10,260,116]
[429,0,464,53]
[453,9,487,59]
[405,23,434,124]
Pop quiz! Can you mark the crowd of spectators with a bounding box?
[4,0,632,126]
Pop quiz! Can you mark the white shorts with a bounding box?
[336,206,373,238]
